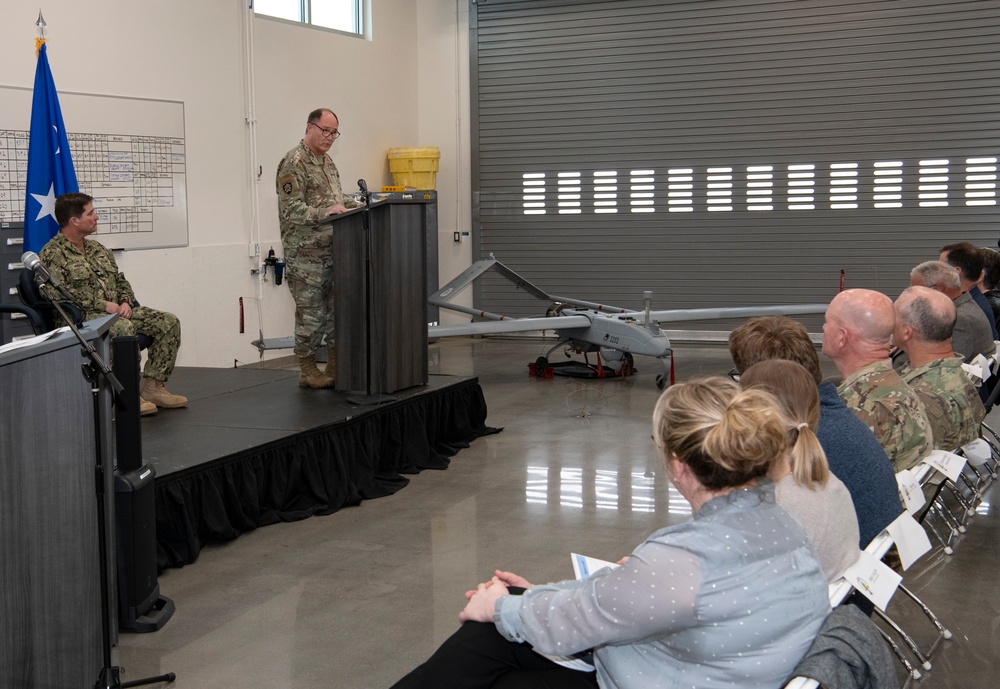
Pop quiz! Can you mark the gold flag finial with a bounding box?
[35,10,47,56]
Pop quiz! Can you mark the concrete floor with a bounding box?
[115,337,1000,688]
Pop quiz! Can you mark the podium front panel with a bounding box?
[331,210,368,392]
[0,324,113,689]
[332,200,429,394]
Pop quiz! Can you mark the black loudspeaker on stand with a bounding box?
[112,337,175,633]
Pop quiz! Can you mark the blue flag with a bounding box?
[23,42,78,254]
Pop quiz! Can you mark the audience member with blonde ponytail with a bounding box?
[389,377,829,689]
[741,359,861,582]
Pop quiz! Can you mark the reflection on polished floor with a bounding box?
[116,337,1000,689]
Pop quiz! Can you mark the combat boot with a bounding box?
[324,346,336,380]
[141,378,189,408]
[299,355,335,389]
[140,397,158,416]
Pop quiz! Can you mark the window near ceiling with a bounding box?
[517,156,998,214]
[254,0,364,36]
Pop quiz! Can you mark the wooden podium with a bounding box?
[328,198,430,395]
[0,316,116,689]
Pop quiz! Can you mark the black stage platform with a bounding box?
[139,367,497,571]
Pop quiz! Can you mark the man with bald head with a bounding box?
[910,260,994,364]
[894,286,984,453]
[823,289,933,470]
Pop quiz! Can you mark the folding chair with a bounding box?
[861,465,954,678]
[912,462,962,555]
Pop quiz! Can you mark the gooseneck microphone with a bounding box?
[22,251,60,287]
[23,251,75,301]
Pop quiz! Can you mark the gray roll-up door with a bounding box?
[470,0,1000,326]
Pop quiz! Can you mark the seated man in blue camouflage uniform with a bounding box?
[893,286,985,451]
[822,288,932,472]
[40,193,187,416]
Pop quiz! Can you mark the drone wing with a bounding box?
[628,303,828,323]
[429,314,592,338]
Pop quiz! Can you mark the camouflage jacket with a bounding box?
[38,231,135,320]
[837,359,934,472]
[275,140,361,270]
[900,355,985,452]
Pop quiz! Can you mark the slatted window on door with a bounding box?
[470,0,1000,323]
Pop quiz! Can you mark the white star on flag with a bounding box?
[31,183,57,222]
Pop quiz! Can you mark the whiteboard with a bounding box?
[0,85,188,250]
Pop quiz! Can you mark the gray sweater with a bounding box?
[775,473,861,582]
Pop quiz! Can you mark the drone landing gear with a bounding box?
[529,347,635,381]
[654,351,675,390]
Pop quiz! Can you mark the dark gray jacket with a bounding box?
[792,604,900,689]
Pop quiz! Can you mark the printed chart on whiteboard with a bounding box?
[0,86,188,250]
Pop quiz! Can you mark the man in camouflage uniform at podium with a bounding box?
[276,108,361,389]
[40,193,187,416]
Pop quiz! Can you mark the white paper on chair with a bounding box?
[885,512,932,570]
[963,355,989,385]
[844,551,902,611]
[571,553,619,580]
[962,439,992,468]
[921,450,966,483]
[896,469,925,515]
[971,354,993,382]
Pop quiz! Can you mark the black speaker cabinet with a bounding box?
[112,336,143,472]
[115,466,174,632]
[111,335,174,632]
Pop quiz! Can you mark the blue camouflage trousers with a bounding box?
[108,306,181,382]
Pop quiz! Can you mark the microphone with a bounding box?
[22,251,57,286]
[358,178,368,194]
[23,251,74,302]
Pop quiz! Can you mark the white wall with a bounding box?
[0,0,472,367]
[416,0,473,322]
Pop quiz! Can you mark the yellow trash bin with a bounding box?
[387,146,440,190]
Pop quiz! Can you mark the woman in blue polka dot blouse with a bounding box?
[390,378,830,689]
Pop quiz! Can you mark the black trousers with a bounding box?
[388,620,600,689]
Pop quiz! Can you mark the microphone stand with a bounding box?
[346,182,396,406]
[34,276,174,689]
[37,279,124,398]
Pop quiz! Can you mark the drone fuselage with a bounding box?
[555,309,671,358]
